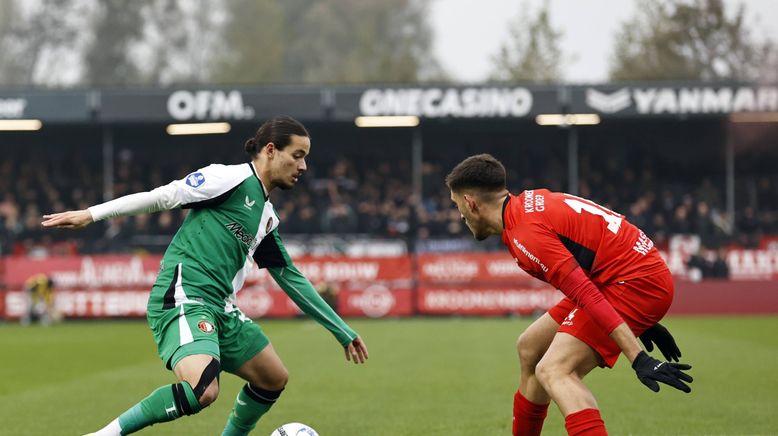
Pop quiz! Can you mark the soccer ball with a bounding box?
[270,422,319,436]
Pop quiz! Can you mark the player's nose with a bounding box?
[298,158,307,172]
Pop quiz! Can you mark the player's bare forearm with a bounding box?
[41,210,94,229]
[609,323,643,363]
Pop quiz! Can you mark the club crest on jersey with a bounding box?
[265,217,274,234]
[197,320,215,333]
[185,172,206,188]
[562,308,578,326]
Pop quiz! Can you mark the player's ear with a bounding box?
[463,194,478,212]
[264,142,276,158]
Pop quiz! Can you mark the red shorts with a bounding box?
[547,270,674,368]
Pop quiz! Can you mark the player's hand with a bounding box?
[639,322,681,362]
[344,336,368,364]
[632,350,693,393]
[41,210,94,229]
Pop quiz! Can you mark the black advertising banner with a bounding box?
[331,86,561,121]
[99,88,326,122]
[3,83,776,124]
[569,84,778,117]
[0,91,91,121]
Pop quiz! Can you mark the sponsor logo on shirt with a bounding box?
[244,195,255,210]
[523,190,545,213]
[633,230,654,255]
[513,238,549,273]
[225,222,257,249]
[185,172,206,187]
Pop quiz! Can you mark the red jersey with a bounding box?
[502,189,667,291]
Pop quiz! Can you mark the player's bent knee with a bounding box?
[516,332,543,368]
[264,367,289,391]
[534,359,558,389]
[191,357,221,408]
[196,379,220,407]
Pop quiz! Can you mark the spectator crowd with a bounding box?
[1,143,776,256]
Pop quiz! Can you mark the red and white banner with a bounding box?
[2,255,412,289]
[246,256,412,287]
[417,285,563,316]
[4,248,778,319]
[337,286,413,318]
[4,255,163,289]
[3,286,412,319]
[417,252,540,284]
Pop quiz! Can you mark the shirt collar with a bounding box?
[501,194,511,229]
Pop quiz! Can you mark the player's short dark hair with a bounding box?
[245,116,310,158]
[445,154,507,194]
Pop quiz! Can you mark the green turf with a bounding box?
[1,316,776,435]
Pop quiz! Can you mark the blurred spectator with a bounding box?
[687,245,730,281]
[736,206,762,248]
[22,273,59,326]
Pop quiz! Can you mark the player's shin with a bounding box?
[222,384,284,436]
[111,382,201,435]
[513,390,549,436]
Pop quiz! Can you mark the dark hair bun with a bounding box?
[244,137,257,155]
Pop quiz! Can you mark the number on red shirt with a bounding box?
[563,195,623,235]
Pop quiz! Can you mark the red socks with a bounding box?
[513,391,549,436]
[564,408,608,436]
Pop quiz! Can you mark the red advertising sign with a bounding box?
[417,285,563,316]
[336,286,413,318]
[245,256,412,287]
[3,255,163,289]
[2,255,412,290]
[3,288,312,319]
[417,252,540,285]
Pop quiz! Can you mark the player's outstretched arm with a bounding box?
[344,336,369,364]
[632,350,693,393]
[41,210,94,229]
[639,322,682,362]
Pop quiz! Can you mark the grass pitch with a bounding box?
[2,316,777,435]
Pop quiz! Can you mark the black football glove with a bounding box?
[632,350,693,393]
[639,323,682,362]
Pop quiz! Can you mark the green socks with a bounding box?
[117,382,200,434]
[222,384,283,436]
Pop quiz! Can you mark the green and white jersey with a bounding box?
[88,162,357,346]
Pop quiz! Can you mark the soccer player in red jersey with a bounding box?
[445,154,692,436]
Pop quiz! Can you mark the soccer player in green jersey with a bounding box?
[42,116,369,436]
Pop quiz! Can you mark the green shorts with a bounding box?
[147,303,269,373]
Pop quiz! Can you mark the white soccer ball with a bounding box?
[270,422,319,436]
